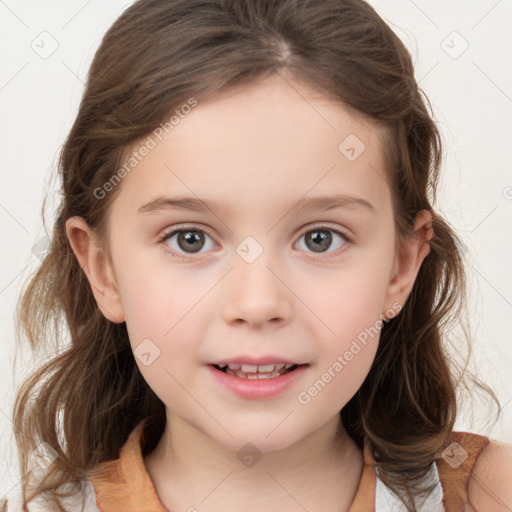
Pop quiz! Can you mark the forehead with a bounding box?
[110,75,392,221]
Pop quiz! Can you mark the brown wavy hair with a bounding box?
[5,0,500,511]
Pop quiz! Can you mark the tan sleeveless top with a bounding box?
[82,419,489,512]
[5,419,489,511]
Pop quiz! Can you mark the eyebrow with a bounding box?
[137,194,376,215]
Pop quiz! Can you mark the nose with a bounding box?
[221,251,292,328]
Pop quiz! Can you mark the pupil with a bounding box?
[307,230,331,252]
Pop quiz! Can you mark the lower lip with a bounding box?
[207,364,308,400]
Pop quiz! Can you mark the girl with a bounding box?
[4,0,511,511]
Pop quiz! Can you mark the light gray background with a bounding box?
[1,0,511,501]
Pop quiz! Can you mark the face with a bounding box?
[69,75,426,453]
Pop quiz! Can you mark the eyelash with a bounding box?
[157,224,352,261]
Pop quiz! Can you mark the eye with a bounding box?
[158,224,350,261]
[158,226,216,259]
[295,225,349,256]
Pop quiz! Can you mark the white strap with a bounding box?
[375,462,445,511]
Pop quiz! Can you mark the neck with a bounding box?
[144,413,363,512]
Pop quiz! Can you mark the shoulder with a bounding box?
[466,437,512,512]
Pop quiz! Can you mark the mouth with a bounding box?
[211,362,305,379]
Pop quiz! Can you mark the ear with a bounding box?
[384,209,434,314]
[65,216,125,323]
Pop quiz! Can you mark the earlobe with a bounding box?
[65,216,125,323]
[384,209,434,310]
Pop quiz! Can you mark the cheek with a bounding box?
[300,243,394,403]
[298,297,383,413]
[307,255,394,338]
[114,247,207,340]
[298,344,377,415]
[314,288,384,383]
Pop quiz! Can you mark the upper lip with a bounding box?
[209,356,306,366]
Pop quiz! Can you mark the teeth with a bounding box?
[224,365,297,379]
[241,364,258,373]
[224,363,293,373]
[257,364,277,372]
